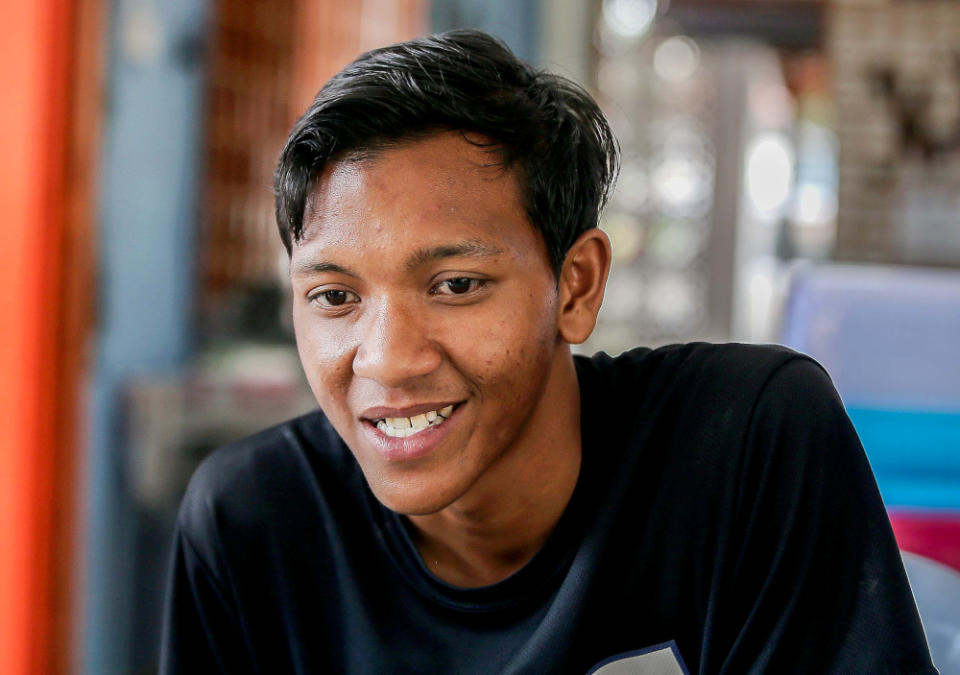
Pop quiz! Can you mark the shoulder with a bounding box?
[181,410,320,515]
[645,341,821,384]
[176,409,357,554]
[579,341,830,413]
[577,343,848,492]
[643,345,858,499]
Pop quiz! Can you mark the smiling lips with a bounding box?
[375,404,454,438]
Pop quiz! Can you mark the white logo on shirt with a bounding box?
[587,641,689,675]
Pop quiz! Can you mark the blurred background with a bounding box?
[2,0,959,672]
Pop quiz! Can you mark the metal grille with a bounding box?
[830,0,960,266]
[200,0,427,332]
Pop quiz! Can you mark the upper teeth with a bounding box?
[376,405,454,438]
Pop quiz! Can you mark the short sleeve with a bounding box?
[711,358,935,674]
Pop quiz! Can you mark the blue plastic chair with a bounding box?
[780,262,960,673]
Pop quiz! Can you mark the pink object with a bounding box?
[889,510,960,572]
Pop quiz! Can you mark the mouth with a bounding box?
[358,401,465,462]
[372,404,456,438]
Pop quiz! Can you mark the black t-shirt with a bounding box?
[160,343,936,674]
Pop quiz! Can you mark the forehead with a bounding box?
[297,132,536,254]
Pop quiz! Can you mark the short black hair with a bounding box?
[274,29,619,275]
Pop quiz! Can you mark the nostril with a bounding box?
[352,343,443,384]
[352,321,442,385]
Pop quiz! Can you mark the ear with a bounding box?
[556,228,612,344]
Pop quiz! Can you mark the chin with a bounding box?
[366,479,460,516]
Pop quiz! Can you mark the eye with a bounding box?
[309,288,360,309]
[433,277,485,296]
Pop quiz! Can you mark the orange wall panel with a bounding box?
[0,0,75,672]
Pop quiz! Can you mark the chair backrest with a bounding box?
[781,264,960,672]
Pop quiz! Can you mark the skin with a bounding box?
[290,131,611,587]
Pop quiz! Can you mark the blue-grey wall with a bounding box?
[431,0,540,64]
[82,0,207,672]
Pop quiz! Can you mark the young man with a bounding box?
[161,30,935,673]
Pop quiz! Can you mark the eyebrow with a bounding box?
[404,239,504,271]
[292,260,360,278]
[293,239,505,278]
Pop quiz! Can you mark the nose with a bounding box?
[352,298,442,386]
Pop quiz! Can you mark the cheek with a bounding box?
[292,307,354,402]
[459,289,558,392]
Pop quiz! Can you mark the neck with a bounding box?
[407,347,582,587]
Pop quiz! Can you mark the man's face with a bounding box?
[290,132,566,515]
